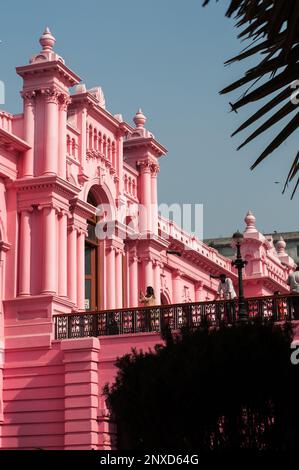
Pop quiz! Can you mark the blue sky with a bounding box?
[0,0,296,237]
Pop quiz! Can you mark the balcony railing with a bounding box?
[53,294,299,340]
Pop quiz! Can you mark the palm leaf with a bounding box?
[203,0,299,194]
[251,112,299,170]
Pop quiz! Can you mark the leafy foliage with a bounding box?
[203,1,299,197]
[105,321,299,450]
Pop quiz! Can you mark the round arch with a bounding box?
[84,183,116,312]
[83,178,115,211]
[161,291,171,305]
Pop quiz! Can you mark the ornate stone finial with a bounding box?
[39,27,56,51]
[30,27,64,64]
[133,109,147,128]
[276,236,287,254]
[244,210,256,233]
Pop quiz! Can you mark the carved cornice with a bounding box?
[16,60,81,87]
[86,149,105,161]
[0,128,31,154]
[70,92,133,133]
[124,135,167,158]
[14,175,80,200]
[70,197,95,220]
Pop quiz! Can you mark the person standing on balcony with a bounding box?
[140,286,156,306]
[210,274,237,323]
[287,267,299,319]
[140,286,157,331]
[210,274,237,300]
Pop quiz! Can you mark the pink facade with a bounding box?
[0,29,296,449]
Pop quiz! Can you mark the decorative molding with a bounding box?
[0,240,11,253]
[41,87,61,104]
[151,163,160,177]
[21,90,37,104]
[59,93,72,111]
[136,160,152,173]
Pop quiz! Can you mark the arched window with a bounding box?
[103,135,107,158]
[112,141,116,168]
[98,132,102,153]
[67,135,71,154]
[88,125,93,149]
[94,129,98,150]
[107,138,111,162]
[71,138,76,157]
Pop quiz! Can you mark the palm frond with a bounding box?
[203,0,299,195]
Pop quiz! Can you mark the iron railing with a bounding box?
[53,294,299,340]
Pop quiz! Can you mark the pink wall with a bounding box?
[2,335,162,450]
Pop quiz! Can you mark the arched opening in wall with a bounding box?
[161,292,170,305]
[85,191,99,311]
[85,185,115,311]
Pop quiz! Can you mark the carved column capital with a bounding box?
[151,163,160,177]
[37,203,58,213]
[172,268,183,279]
[41,87,60,104]
[194,280,204,291]
[137,160,152,174]
[18,206,34,215]
[129,255,139,265]
[21,90,36,105]
[59,93,72,111]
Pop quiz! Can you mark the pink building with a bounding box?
[0,29,296,449]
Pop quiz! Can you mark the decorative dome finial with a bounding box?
[244,210,256,233]
[39,27,56,51]
[133,109,147,129]
[276,236,287,254]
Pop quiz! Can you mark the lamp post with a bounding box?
[232,231,248,322]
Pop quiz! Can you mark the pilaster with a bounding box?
[62,338,100,450]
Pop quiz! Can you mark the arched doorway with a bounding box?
[85,192,100,311]
[84,184,116,311]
